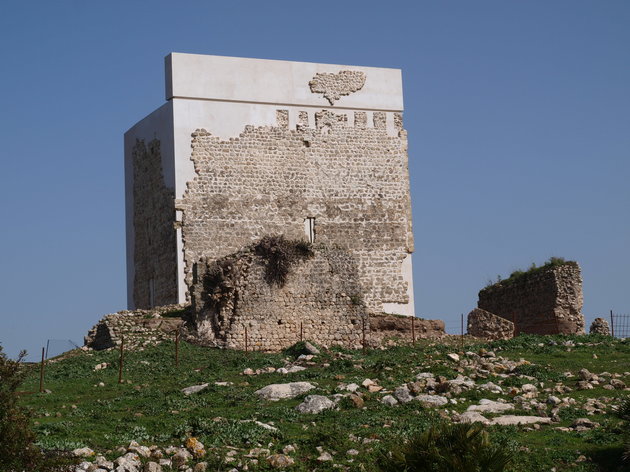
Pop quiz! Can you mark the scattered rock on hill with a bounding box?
[296,395,335,414]
[182,383,209,395]
[255,382,316,401]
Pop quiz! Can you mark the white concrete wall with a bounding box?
[166,53,403,111]
[123,102,174,309]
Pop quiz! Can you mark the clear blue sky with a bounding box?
[1,1,628,359]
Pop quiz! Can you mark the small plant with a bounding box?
[254,235,314,287]
[379,422,514,472]
[350,293,364,306]
[0,345,40,471]
[483,256,575,290]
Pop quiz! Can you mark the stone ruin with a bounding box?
[468,260,585,338]
[85,304,185,350]
[589,318,610,336]
[187,236,444,351]
[467,308,514,341]
[84,237,444,352]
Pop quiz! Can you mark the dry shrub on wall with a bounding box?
[0,345,40,471]
[254,235,314,287]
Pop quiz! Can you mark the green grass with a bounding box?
[17,334,630,471]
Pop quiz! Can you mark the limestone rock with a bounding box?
[303,341,320,355]
[267,454,295,468]
[182,384,209,395]
[415,394,448,407]
[467,399,514,414]
[458,411,490,424]
[255,382,316,401]
[295,395,335,414]
[393,385,413,403]
[490,415,552,426]
[381,395,398,406]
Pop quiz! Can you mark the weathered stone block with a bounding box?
[467,308,514,340]
[477,262,584,335]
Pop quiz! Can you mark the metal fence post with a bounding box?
[300,322,303,343]
[175,330,180,368]
[118,336,124,384]
[245,326,249,353]
[610,310,615,337]
[39,347,45,393]
[411,316,416,345]
[362,316,366,352]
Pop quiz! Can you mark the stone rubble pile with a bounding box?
[84,304,186,351]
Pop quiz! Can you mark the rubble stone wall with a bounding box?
[189,243,366,351]
[85,304,186,351]
[187,241,443,351]
[176,109,414,314]
[368,313,445,347]
[132,139,179,308]
[467,308,514,340]
[477,263,585,335]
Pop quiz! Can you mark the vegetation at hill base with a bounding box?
[12,333,630,471]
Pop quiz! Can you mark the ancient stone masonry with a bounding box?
[176,109,413,314]
[477,262,585,335]
[188,238,366,350]
[467,308,514,341]
[308,70,366,105]
[368,313,445,347]
[131,139,178,308]
[84,304,186,351]
[589,318,610,336]
[187,237,443,351]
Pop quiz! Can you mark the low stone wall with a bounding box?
[84,304,186,350]
[467,308,514,340]
[368,313,445,346]
[477,262,585,335]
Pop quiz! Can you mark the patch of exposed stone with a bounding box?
[308,70,366,105]
[477,262,585,335]
[176,109,413,314]
[131,139,178,308]
[467,308,514,340]
[84,304,186,351]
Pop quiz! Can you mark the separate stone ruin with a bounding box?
[476,260,585,335]
[589,318,611,336]
[186,236,443,351]
[467,308,514,340]
[85,304,185,350]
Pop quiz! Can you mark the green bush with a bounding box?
[379,422,514,472]
[0,345,40,471]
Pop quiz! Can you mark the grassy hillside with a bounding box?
[19,334,630,471]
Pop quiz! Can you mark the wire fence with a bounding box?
[609,311,630,338]
[45,339,80,359]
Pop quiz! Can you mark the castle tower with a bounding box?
[124,53,415,316]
